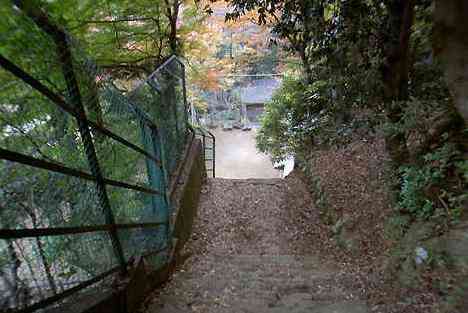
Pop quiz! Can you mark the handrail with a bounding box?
[190,124,216,177]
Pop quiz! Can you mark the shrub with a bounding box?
[256,77,337,162]
[255,77,308,162]
[398,141,466,220]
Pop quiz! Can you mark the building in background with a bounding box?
[238,78,281,125]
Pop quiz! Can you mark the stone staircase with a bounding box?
[144,178,370,313]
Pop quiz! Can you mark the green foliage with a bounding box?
[0,2,192,301]
[255,76,307,161]
[399,165,436,218]
[399,142,467,220]
[256,72,380,161]
[246,0,387,160]
[44,0,197,79]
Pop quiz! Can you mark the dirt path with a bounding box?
[143,178,369,313]
[210,129,281,179]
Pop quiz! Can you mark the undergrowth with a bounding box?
[398,139,467,221]
[297,157,335,225]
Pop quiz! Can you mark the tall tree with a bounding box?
[45,0,188,79]
[226,0,326,83]
[165,0,182,54]
[380,0,416,165]
[434,0,468,127]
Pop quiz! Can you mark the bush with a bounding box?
[398,141,466,220]
[256,77,335,162]
[399,165,436,218]
[255,77,308,162]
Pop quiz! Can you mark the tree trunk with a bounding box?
[381,0,415,165]
[299,47,313,84]
[0,240,20,308]
[300,0,323,85]
[434,0,468,127]
[165,0,180,55]
[86,78,105,141]
[23,195,58,295]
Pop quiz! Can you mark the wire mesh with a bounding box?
[0,160,106,229]
[129,56,190,179]
[117,227,169,263]
[0,2,192,311]
[0,231,118,311]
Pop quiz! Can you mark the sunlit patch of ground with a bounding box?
[210,128,280,179]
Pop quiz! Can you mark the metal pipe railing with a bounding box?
[190,124,216,177]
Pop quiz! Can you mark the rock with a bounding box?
[382,221,437,288]
[423,224,468,311]
[414,246,429,265]
[442,228,468,270]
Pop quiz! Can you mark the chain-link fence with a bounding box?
[128,56,190,182]
[0,2,192,311]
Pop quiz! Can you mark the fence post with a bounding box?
[58,45,127,273]
[212,134,216,177]
[180,59,189,137]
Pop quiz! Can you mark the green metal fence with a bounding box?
[192,125,216,177]
[129,56,190,181]
[0,2,202,312]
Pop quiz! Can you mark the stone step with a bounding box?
[208,177,284,185]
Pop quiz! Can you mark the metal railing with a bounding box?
[128,55,190,180]
[191,125,216,178]
[0,2,198,312]
[188,102,216,177]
